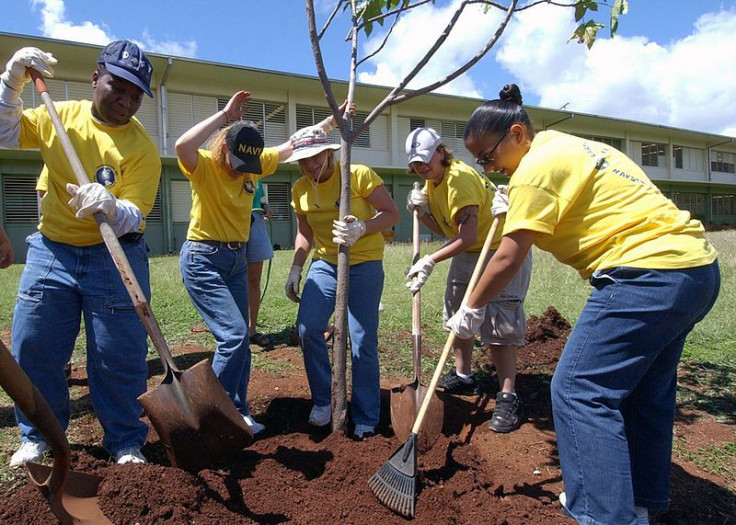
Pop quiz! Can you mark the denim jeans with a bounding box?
[297,259,384,427]
[551,261,720,525]
[180,240,253,415]
[12,232,150,455]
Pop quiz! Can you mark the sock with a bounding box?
[456,371,473,381]
[635,506,649,525]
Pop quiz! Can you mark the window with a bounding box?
[263,182,291,220]
[673,145,704,171]
[641,142,666,167]
[218,98,287,145]
[147,188,162,222]
[295,105,370,148]
[580,135,623,151]
[672,192,706,216]
[407,119,467,153]
[711,151,735,174]
[3,176,39,223]
[712,194,736,216]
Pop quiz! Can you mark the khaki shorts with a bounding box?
[443,249,532,347]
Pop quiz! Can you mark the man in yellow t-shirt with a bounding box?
[0,41,161,467]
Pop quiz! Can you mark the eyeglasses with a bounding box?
[475,129,509,167]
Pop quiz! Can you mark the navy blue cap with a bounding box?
[98,40,153,98]
[226,122,264,174]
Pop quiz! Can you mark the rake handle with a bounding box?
[29,69,178,376]
[410,216,500,435]
[411,182,422,384]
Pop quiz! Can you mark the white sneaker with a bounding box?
[113,446,147,465]
[10,441,51,468]
[308,404,331,426]
[243,415,265,434]
[353,424,376,440]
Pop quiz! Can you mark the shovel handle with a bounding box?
[411,182,422,382]
[28,69,178,376]
[0,340,70,498]
[410,216,501,435]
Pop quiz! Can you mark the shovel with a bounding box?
[29,70,253,472]
[390,184,443,453]
[0,340,111,524]
[370,217,500,518]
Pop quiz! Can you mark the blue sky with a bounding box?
[2,0,736,136]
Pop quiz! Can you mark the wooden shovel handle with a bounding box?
[410,216,501,434]
[411,182,422,382]
[29,69,178,376]
[0,340,70,496]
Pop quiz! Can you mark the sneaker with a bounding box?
[243,414,266,434]
[10,441,51,468]
[308,404,331,426]
[113,446,147,465]
[352,424,376,441]
[489,392,524,433]
[436,368,478,395]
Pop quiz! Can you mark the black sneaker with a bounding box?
[489,392,524,433]
[436,368,478,395]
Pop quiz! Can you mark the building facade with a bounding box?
[2,33,735,262]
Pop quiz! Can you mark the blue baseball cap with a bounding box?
[98,40,153,98]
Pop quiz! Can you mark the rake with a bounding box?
[369,216,500,518]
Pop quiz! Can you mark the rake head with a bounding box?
[368,433,417,518]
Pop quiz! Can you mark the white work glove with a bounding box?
[406,186,428,213]
[66,183,118,221]
[1,47,57,92]
[285,265,303,303]
[332,214,366,247]
[491,185,509,218]
[406,255,435,293]
[446,303,487,340]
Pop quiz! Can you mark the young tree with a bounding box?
[304,0,628,432]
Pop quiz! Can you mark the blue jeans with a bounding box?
[12,232,150,455]
[245,212,273,263]
[551,262,720,525]
[180,240,252,415]
[297,259,383,427]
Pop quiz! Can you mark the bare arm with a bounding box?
[0,226,14,268]
[467,230,536,308]
[175,90,251,172]
[417,210,444,236]
[428,205,479,264]
[363,184,400,234]
[291,214,314,268]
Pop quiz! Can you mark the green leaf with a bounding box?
[569,20,604,49]
[610,0,629,36]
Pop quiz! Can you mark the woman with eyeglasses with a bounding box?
[404,127,532,434]
[447,84,720,525]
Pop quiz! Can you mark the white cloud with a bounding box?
[494,4,736,136]
[30,0,197,58]
[357,0,504,97]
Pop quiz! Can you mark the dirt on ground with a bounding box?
[1,306,734,524]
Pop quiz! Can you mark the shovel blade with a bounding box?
[390,383,443,454]
[138,359,253,471]
[26,462,111,525]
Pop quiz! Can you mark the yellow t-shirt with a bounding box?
[425,159,501,251]
[23,100,161,246]
[180,147,279,242]
[504,130,717,278]
[291,163,385,265]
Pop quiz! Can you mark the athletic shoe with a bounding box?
[352,424,376,441]
[436,368,478,395]
[308,404,331,426]
[489,392,525,433]
[10,441,51,468]
[243,415,266,434]
[113,446,147,464]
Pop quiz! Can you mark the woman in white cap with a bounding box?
[404,126,532,433]
[175,92,343,435]
[284,125,400,440]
